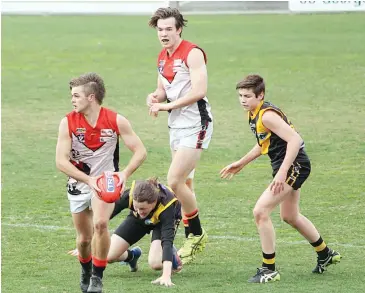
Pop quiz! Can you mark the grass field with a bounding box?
[2,13,365,293]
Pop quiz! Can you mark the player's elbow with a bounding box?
[191,85,207,100]
[196,89,207,99]
[288,133,303,149]
[55,157,67,171]
[139,146,147,162]
[294,133,303,146]
[132,144,147,162]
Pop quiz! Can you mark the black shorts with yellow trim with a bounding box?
[272,160,311,190]
[114,214,156,246]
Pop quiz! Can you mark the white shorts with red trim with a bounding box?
[169,122,213,151]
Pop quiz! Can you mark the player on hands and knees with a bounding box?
[220,74,341,283]
[108,178,182,287]
[147,7,213,265]
[56,73,146,293]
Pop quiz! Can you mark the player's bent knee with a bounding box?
[149,260,163,271]
[107,258,115,263]
[253,207,270,224]
[78,236,92,248]
[107,256,119,263]
[148,251,163,270]
[93,219,108,233]
[167,176,183,191]
[281,214,298,227]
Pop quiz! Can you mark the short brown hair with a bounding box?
[236,74,265,97]
[69,72,106,105]
[149,7,187,35]
[133,178,160,204]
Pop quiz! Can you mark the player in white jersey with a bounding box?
[56,73,146,293]
[147,7,213,264]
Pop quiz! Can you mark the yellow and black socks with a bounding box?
[262,252,276,271]
[311,236,330,260]
[185,209,202,236]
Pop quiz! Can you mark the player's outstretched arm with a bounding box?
[116,115,147,185]
[151,206,175,287]
[55,118,100,191]
[220,143,262,179]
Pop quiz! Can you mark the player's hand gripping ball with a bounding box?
[96,172,122,203]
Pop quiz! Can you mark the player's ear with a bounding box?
[88,93,96,102]
[258,91,264,101]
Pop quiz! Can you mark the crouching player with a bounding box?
[220,74,341,283]
[69,178,182,287]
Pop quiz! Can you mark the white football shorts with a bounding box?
[169,122,213,151]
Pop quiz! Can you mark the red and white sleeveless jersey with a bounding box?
[66,107,120,200]
[157,40,213,129]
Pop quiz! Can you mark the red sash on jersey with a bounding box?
[157,40,207,84]
[66,107,119,152]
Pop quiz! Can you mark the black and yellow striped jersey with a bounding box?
[248,100,309,170]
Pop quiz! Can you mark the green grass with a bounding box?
[2,13,365,293]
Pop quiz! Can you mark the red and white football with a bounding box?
[96,172,122,203]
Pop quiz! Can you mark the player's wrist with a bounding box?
[277,167,289,174]
[238,157,248,166]
[119,170,129,179]
[165,102,174,111]
[85,175,93,185]
[161,261,172,278]
[161,272,171,278]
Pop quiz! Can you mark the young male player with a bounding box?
[220,74,341,283]
[56,72,146,292]
[146,7,213,264]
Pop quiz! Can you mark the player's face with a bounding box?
[238,88,263,112]
[71,86,92,113]
[133,200,157,219]
[157,17,182,49]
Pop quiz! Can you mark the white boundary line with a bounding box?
[3,222,363,248]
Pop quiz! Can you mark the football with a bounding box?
[96,172,122,203]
